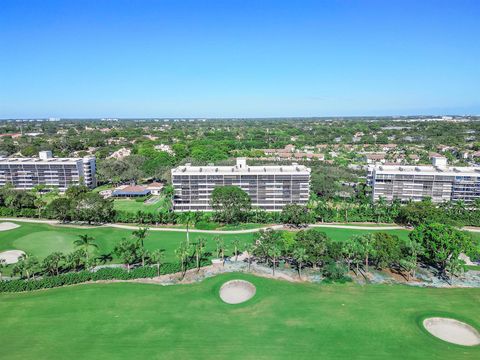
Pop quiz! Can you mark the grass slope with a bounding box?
[0,222,415,262]
[0,273,479,359]
[0,222,254,263]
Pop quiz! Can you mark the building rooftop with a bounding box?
[172,158,310,175]
[370,164,480,176]
[0,151,94,164]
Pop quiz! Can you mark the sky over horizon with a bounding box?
[1,0,479,118]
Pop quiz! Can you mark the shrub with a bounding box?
[194,221,219,230]
[0,263,186,293]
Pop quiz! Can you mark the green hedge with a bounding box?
[0,262,203,293]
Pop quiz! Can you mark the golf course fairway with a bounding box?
[1,273,479,359]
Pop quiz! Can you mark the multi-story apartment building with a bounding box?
[0,151,96,191]
[171,158,310,211]
[368,156,480,203]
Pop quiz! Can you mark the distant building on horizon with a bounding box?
[0,151,96,191]
[171,158,310,211]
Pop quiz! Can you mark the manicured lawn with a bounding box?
[0,222,254,263]
[1,221,478,265]
[0,273,479,359]
[113,196,170,213]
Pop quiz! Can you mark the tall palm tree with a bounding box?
[214,237,226,265]
[194,237,207,271]
[269,245,281,276]
[149,249,165,277]
[175,240,190,278]
[132,227,149,266]
[246,243,256,272]
[232,238,241,262]
[293,247,308,280]
[74,234,98,262]
[132,227,149,248]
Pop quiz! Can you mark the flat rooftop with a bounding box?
[0,157,93,165]
[172,158,310,175]
[370,164,480,176]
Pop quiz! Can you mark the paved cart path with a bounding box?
[8,218,480,233]
[0,217,408,234]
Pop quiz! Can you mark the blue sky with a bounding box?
[1,0,479,118]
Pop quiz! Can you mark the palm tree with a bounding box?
[17,254,39,280]
[149,249,165,276]
[269,245,281,276]
[66,249,86,272]
[175,241,190,278]
[214,237,226,265]
[293,247,308,280]
[194,237,207,271]
[74,234,98,263]
[232,238,241,262]
[357,234,375,274]
[183,212,195,246]
[42,252,64,276]
[246,243,256,272]
[132,227,149,266]
[114,239,137,273]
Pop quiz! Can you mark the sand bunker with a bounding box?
[219,280,256,304]
[0,222,20,231]
[423,317,480,346]
[0,250,26,265]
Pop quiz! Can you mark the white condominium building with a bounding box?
[171,158,311,211]
[0,151,96,191]
[368,156,480,203]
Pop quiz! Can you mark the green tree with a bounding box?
[0,258,6,281]
[149,249,165,276]
[42,252,64,276]
[293,247,308,280]
[295,229,329,269]
[211,186,251,224]
[355,234,375,274]
[214,236,227,265]
[232,238,241,262]
[73,234,98,263]
[409,223,475,277]
[175,240,191,277]
[132,226,149,266]
[66,249,87,272]
[193,237,207,271]
[281,204,312,227]
[114,238,138,273]
[268,244,282,276]
[372,232,401,270]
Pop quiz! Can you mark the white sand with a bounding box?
[423,317,480,346]
[0,250,26,265]
[0,222,20,231]
[219,280,256,304]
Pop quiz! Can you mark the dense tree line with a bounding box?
[249,224,478,281]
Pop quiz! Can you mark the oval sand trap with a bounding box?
[219,280,256,304]
[423,317,480,346]
[0,250,26,265]
[0,222,20,231]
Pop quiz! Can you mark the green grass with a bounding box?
[2,221,479,266]
[113,196,170,214]
[0,273,479,359]
[0,222,254,263]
